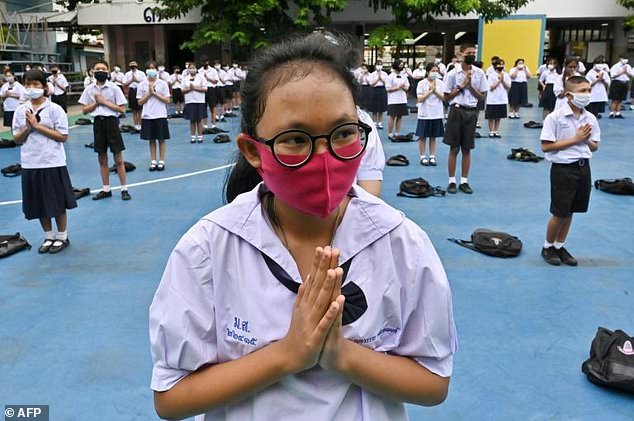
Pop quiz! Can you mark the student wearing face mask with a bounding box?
[411,61,427,93]
[485,55,500,77]
[222,64,235,117]
[539,76,599,267]
[213,60,227,122]
[1,71,25,128]
[110,65,125,93]
[46,64,69,112]
[169,66,184,115]
[149,34,456,421]
[416,63,444,166]
[368,60,388,129]
[385,59,410,140]
[83,69,95,88]
[485,59,511,138]
[181,63,208,143]
[608,54,634,118]
[539,58,560,119]
[356,63,372,111]
[12,70,76,254]
[585,57,611,118]
[435,53,447,77]
[199,59,219,128]
[230,63,244,110]
[554,57,581,111]
[123,60,147,130]
[137,62,171,171]
[508,58,532,119]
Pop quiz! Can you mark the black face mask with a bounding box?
[94,71,109,82]
[496,67,504,72]
[464,55,476,65]
[51,70,58,74]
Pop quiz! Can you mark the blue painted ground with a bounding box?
[1,87,633,420]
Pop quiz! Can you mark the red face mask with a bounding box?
[249,139,364,218]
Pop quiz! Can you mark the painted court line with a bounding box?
[0,163,235,207]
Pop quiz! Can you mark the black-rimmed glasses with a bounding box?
[248,120,371,168]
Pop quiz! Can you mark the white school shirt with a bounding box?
[78,80,128,117]
[83,76,95,88]
[509,67,529,83]
[199,66,219,88]
[357,72,370,86]
[47,74,69,95]
[412,68,426,80]
[223,68,234,86]
[416,78,444,120]
[437,62,447,76]
[368,70,388,87]
[540,103,600,164]
[553,72,581,110]
[385,72,409,105]
[609,62,634,82]
[149,184,457,421]
[356,106,385,182]
[485,65,496,77]
[586,68,611,103]
[486,71,511,105]
[158,70,171,83]
[182,73,207,104]
[539,69,560,84]
[12,99,68,169]
[215,67,226,87]
[170,73,183,89]
[110,70,125,86]
[232,67,245,83]
[136,78,170,119]
[443,65,488,107]
[0,81,25,111]
[123,69,146,89]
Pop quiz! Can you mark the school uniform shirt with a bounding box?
[136,79,170,120]
[585,68,611,103]
[83,76,95,88]
[539,69,560,85]
[110,70,125,87]
[554,72,581,110]
[486,71,511,105]
[356,106,385,182]
[47,74,69,96]
[609,62,634,82]
[170,73,183,89]
[0,81,25,111]
[223,68,234,88]
[182,73,207,104]
[216,68,227,88]
[436,62,447,76]
[232,67,245,84]
[123,69,147,89]
[509,67,529,83]
[149,183,457,421]
[385,72,409,105]
[540,103,600,164]
[357,72,370,86]
[12,98,68,169]
[199,66,219,88]
[368,70,388,87]
[412,68,426,80]
[485,65,496,77]
[536,64,548,78]
[78,81,128,117]
[158,70,171,83]
[443,66,489,108]
[416,78,444,120]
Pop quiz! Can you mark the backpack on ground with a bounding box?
[213,134,231,143]
[0,233,31,258]
[582,327,634,394]
[386,154,409,166]
[1,163,21,177]
[0,138,17,148]
[507,147,544,163]
[523,120,543,129]
[448,228,522,257]
[594,178,634,195]
[73,187,91,200]
[203,126,229,135]
[397,177,445,198]
[390,132,415,142]
[109,161,136,173]
[75,118,93,125]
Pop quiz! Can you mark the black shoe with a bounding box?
[447,182,457,194]
[49,238,70,254]
[92,190,112,200]
[474,131,482,138]
[459,183,473,194]
[157,162,165,171]
[121,190,131,201]
[615,114,625,119]
[597,114,602,119]
[149,162,157,171]
[608,114,615,119]
[557,247,578,266]
[541,246,561,266]
[38,239,54,254]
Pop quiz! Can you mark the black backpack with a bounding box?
[390,132,415,142]
[582,327,634,394]
[213,134,231,143]
[0,138,17,148]
[0,233,31,258]
[109,161,136,173]
[594,178,634,195]
[507,147,544,163]
[397,177,445,198]
[1,163,21,177]
[448,229,522,258]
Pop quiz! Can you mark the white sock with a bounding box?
[151,159,157,164]
[191,135,196,141]
[544,241,553,248]
[121,185,128,192]
[461,177,468,184]
[102,185,111,193]
[158,160,165,164]
[616,112,621,116]
[449,176,456,184]
[44,231,54,241]
[429,155,435,159]
[56,231,68,241]
[554,241,564,249]
[420,155,426,160]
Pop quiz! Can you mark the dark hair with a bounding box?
[146,61,157,69]
[425,62,438,73]
[564,75,589,91]
[514,58,525,67]
[391,59,402,70]
[23,69,48,91]
[562,56,579,84]
[224,34,359,203]
[593,55,605,65]
[460,43,476,52]
[93,59,110,69]
[490,55,499,62]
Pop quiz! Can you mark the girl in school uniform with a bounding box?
[12,70,75,254]
[485,59,511,138]
[368,59,388,128]
[385,59,410,139]
[137,62,171,171]
[411,61,427,97]
[539,58,560,119]
[83,69,95,88]
[585,57,611,118]
[169,66,184,115]
[553,57,581,111]
[182,63,208,143]
[1,71,25,128]
[356,63,373,112]
[508,58,532,118]
[149,34,456,421]
[415,63,444,166]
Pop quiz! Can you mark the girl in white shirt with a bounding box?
[1,71,25,127]
[356,64,372,111]
[83,69,95,88]
[12,69,75,254]
[508,58,532,118]
[137,62,171,171]
[169,66,184,115]
[539,58,560,119]
[149,34,456,421]
[485,59,511,137]
[368,60,388,128]
[415,63,444,166]
[385,60,410,139]
[553,57,581,111]
[182,63,208,143]
[586,57,611,118]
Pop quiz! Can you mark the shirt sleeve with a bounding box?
[59,76,69,89]
[553,78,564,96]
[136,83,146,99]
[160,81,171,97]
[590,115,601,143]
[149,229,217,392]
[443,71,455,93]
[540,113,557,142]
[114,86,128,106]
[357,114,385,181]
[477,71,489,93]
[11,106,26,134]
[78,87,93,105]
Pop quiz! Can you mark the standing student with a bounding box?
[435,53,447,78]
[230,63,244,109]
[608,54,634,119]
[83,69,95,88]
[385,59,410,140]
[356,63,372,111]
[137,62,171,171]
[110,65,125,94]
[78,60,131,201]
[47,64,69,112]
[12,69,76,254]
[539,58,559,119]
[585,58,611,118]
[213,61,226,122]
[157,65,170,84]
[508,58,532,118]
[181,63,207,144]
[485,59,511,138]
[368,59,388,128]
[416,63,444,166]
[540,76,599,266]
[485,56,500,77]
[1,71,25,128]
[149,33,456,421]
[222,64,235,116]
[554,57,581,111]
[411,61,427,94]
[442,43,489,194]
[199,59,219,128]
[123,60,147,130]
[169,66,184,115]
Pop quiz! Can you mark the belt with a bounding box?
[453,104,478,110]
[554,159,588,167]
[94,115,117,120]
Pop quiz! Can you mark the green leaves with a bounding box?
[617,0,634,32]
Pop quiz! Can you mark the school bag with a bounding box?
[1,163,21,177]
[594,178,634,196]
[75,118,92,125]
[397,177,445,198]
[213,134,231,143]
[109,161,136,172]
[523,120,543,129]
[203,126,229,135]
[582,327,634,394]
[507,147,544,163]
[390,132,415,142]
[448,229,522,258]
[73,187,91,200]
[386,154,409,166]
[0,233,31,258]
[0,138,17,148]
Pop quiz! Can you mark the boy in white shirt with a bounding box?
[608,54,634,118]
[123,60,147,130]
[385,60,410,139]
[47,64,69,112]
[485,59,511,137]
[1,71,25,127]
[169,66,184,115]
[585,57,611,118]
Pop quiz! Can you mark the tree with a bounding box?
[54,0,99,65]
[617,0,634,31]
[155,0,532,51]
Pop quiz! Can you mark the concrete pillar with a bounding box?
[153,25,165,64]
[102,25,111,64]
[612,18,628,63]
[443,31,455,62]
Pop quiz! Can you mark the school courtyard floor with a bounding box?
[1,88,633,420]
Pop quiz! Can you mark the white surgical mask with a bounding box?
[429,72,439,80]
[214,64,221,69]
[376,65,383,70]
[158,66,165,72]
[24,88,44,100]
[621,58,629,65]
[547,64,555,70]
[114,67,120,73]
[569,92,591,108]
[435,58,441,64]
[418,65,425,70]
[517,63,524,69]
[6,76,15,83]
[232,64,238,68]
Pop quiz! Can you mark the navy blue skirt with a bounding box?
[368,86,388,113]
[508,82,528,106]
[21,166,77,220]
[183,103,208,121]
[141,118,170,140]
[415,118,444,138]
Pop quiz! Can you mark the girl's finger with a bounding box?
[305,247,323,303]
